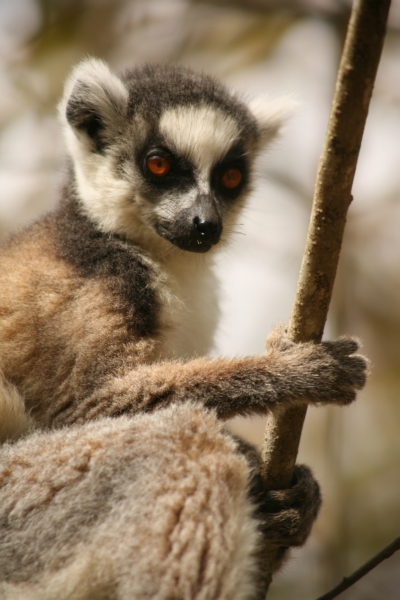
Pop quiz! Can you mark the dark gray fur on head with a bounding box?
[62,61,260,156]
[123,63,258,137]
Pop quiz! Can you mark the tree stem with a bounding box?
[314,536,400,600]
[260,0,391,594]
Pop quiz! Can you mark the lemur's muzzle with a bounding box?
[156,194,222,253]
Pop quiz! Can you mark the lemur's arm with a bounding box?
[46,325,366,429]
[0,226,367,433]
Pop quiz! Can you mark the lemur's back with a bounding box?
[0,406,259,600]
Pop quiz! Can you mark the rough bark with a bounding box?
[259,0,391,594]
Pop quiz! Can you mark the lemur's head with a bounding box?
[60,59,292,255]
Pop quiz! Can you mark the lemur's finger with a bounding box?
[258,465,321,548]
[322,337,360,357]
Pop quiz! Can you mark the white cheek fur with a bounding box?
[66,130,135,234]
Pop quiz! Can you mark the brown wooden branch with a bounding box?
[259,0,391,594]
[314,536,400,600]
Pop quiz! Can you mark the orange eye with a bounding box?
[147,155,171,176]
[221,168,242,189]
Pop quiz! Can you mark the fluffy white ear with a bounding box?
[58,58,128,152]
[248,94,299,147]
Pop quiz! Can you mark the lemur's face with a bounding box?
[134,105,250,253]
[60,60,291,254]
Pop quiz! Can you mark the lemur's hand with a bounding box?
[265,324,368,406]
[257,464,321,549]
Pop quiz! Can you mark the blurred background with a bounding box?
[1,0,399,598]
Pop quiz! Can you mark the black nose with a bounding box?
[191,194,222,245]
[157,195,223,253]
[193,216,221,244]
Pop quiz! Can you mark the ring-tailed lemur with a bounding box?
[0,60,367,599]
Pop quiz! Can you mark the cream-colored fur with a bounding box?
[0,404,259,600]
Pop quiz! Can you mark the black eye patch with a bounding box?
[135,140,196,201]
[212,150,248,200]
[142,147,194,186]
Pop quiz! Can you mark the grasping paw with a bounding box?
[233,439,321,573]
[256,464,321,548]
[234,437,321,549]
[265,324,369,407]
